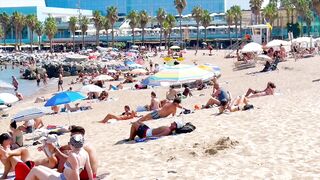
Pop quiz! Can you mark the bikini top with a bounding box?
[64,155,84,172]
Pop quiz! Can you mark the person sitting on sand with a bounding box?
[181,84,192,97]
[19,119,35,134]
[9,121,24,149]
[245,82,276,98]
[34,134,60,169]
[0,133,31,179]
[47,126,98,179]
[203,82,230,109]
[100,105,137,123]
[98,90,109,101]
[137,98,182,123]
[34,117,44,129]
[26,134,94,180]
[166,86,178,100]
[147,92,160,111]
[128,120,184,140]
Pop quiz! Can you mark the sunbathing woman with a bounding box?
[100,105,137,123]
[227,95,252,112]
[245,82,276,98]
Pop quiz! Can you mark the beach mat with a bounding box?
[0,170,15,180]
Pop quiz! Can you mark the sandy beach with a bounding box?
[1,49,320,179]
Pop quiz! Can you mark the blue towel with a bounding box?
[135,137,159,143]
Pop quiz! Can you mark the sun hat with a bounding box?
[69,134,84,148]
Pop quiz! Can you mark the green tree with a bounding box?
[201,9,211,44]
[163,21,170,49]
[44,16,57,53]
[165,14,176,49]
[281,0,295,24]
[230,5,242,44]
[263,3,278,38]
[80,16,89,49]
[304,9,314,36]
[26,14,37,52]
[313,0,320,16]
[12,12,25,49]
[157,8,166,48]
[174,0,187,42]
[69,16,78,52]
[192,6,203,52]
[107,6,119,47]
[0,12,10,46]
[250,0,264,24]
[127,10,139,45]
[92,10,103,46]
[103,17,111,46]
[226,9,234,46]
[35,21,43,49]
[139,10,149,45]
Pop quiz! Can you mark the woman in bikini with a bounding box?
[26,134,93,180]
[99,105,137,123]
[245,82,276,98]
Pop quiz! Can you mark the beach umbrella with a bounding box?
[256,54,272,61]
[293,37,314,48]
[0,93,19,104]
[0,80,14,89]
[11,107,51,122]
[198,64,221,77]
[241,42,263,53]
[0,99,4,105]
[266,40,291,48]
[93,75,114,81]
[146,64,214,86]
[131,45,139,49]
[44,91,86,107]
[170,46,180,50]
[130,68,147,75]
[80,84,104,93]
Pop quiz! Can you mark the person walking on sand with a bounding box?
[58,73,63,92]
[36,73,41,86]
[12,76,19,91]
[43,73,48,85]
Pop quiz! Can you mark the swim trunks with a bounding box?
[137,124,149,138]
[151,110,161,119]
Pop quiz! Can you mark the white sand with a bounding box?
[1,50,320,179]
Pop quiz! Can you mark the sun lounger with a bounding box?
[233,60,256,71]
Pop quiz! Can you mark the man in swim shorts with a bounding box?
[203,82,230,109]
[128,121,184,140]
[137,98,183,123]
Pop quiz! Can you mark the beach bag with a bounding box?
[175,122,196,134]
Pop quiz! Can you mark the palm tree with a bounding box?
[156,8,166,48]
[103,17,111,46]
[263,3,278,38]
[250,0,264,24]
[139,10,149,45]
[26,14,37,52]
[201,9,211,44]
[35,21,43,50]
[12,12,25,50]
[80,16,89,49]
[127,10,139,45]
[174,0,187,42]
[0,26,4,40]
[107,6,119,47]
[92,10,103,47]
[281,0,295,24]
[44,16,57,53]
[226,9,234,46]
[0,12,10,46]
[163,21,170,49]
[69,16,78,52]
[304,9,314,36]
[230,5,242,44]
[192,6,203,52]
[165,14,176,49]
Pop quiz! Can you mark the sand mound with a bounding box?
[205,137,239,155]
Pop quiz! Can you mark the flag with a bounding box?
[266,22,273,30]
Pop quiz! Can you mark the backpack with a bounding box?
[175,122,196,134]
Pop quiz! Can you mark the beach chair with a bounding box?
[233,60,256,71]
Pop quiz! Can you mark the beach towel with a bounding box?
[135,137,159,143]
[136,106,147,112]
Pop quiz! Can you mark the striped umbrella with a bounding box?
[146,64,214,86]
[12,107,52,122]
[198,64,221,77]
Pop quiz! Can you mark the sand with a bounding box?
[1,49,320,179]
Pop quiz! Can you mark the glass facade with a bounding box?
[45,0,225,16]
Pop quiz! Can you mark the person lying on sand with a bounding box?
[137,98,182,123]
[46,126,98,179]
[64,103,92,112]
[100,105,137,123]
[25,134,94,180]
[203,82,230,110]
[227,95,253,113]
[0,133,31,179]
[245,82,276,98]
[98,90,109,101]
[128,121,184,140]
[146,92,160,111]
